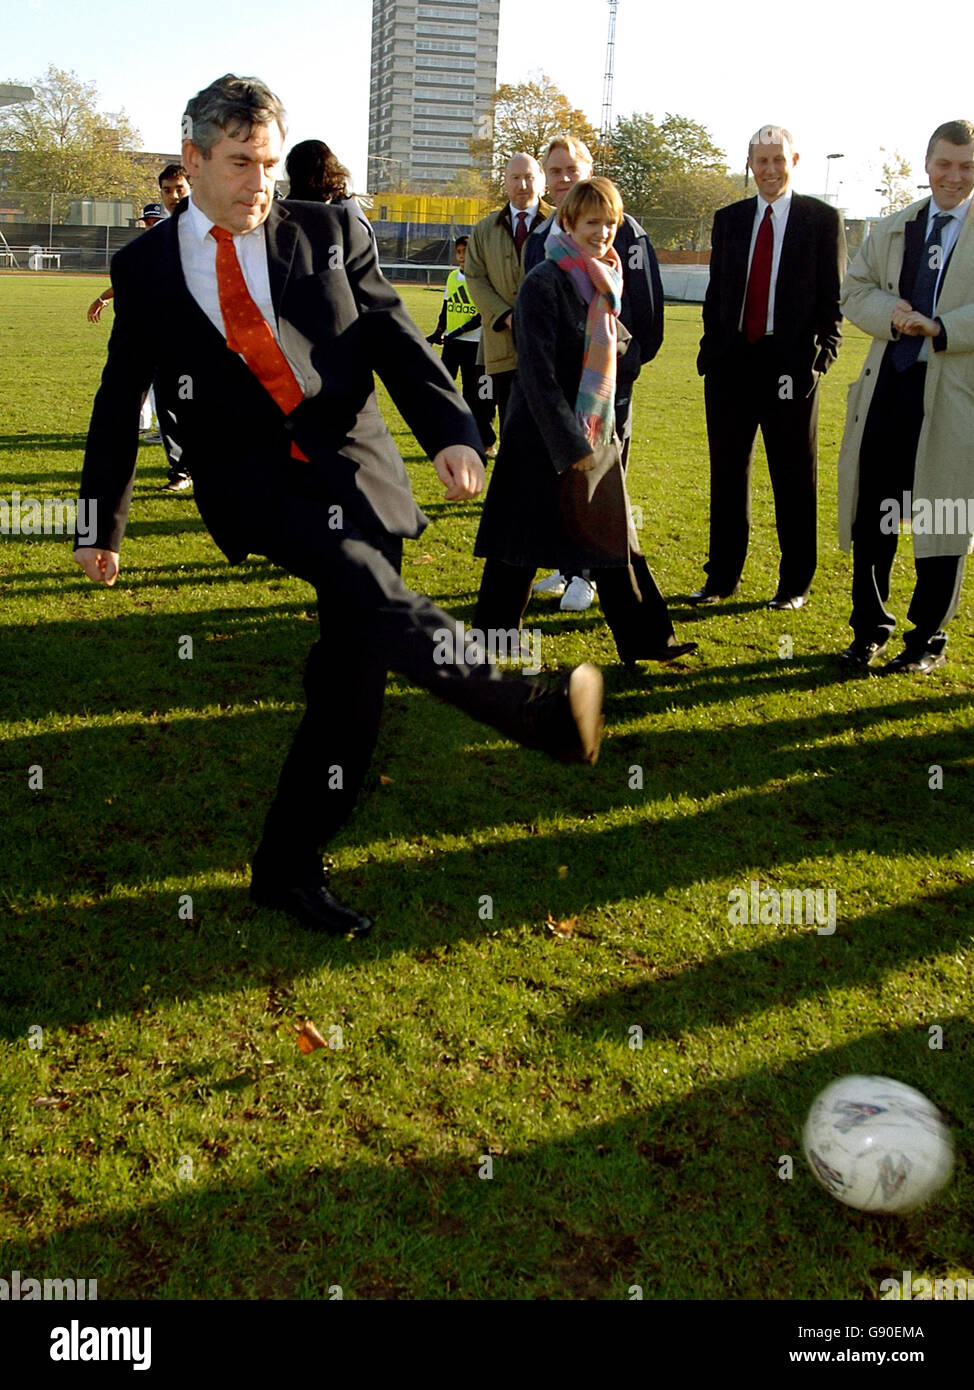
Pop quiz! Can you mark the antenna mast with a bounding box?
[598,0,618,174]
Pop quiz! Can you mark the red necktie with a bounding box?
[743,204,774,344]
[209,225,308,460]
[514,210,528,253]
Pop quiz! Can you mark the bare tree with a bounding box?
[876,149,914,215]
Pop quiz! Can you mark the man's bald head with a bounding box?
[504,152,544,210]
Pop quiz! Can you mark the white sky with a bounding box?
[5,0,966,217]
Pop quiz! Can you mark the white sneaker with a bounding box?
[560,576,597,612]
[533,571,567,597]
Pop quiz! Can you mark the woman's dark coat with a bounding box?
[474,259,630,570]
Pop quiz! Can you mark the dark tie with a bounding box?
[890,211,952,372]
[743,204,774,343]
[209,224,308,458]
[514,210,529,253]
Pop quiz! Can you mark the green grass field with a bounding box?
[0,273,971,1301]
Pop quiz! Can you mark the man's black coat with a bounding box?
[697,192,844,393]
[79,197,481,563]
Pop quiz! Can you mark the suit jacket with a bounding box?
[697,192,845,392]
[79,197,481,563]
[838,196,974,559]
[522,212,665,387]
[463,201,552,376]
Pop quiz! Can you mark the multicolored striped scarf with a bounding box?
[545,225,623,446]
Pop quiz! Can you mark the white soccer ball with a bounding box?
[803,1075,953,1213]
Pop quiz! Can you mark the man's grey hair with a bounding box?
[748,124,795,157]
[182,73,287,158]
[926,119,974,159]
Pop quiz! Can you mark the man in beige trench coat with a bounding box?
[837,119,974,674]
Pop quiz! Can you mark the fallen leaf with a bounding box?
[32,1096,70,1110]
[379,775,395,785]
[295,1020,328,1054]
[545,914,577,939]
[557,865,569,878]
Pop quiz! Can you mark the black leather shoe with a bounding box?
[768,593,807,611]
[516,662,604,764]
[689,584,739,606]
[250,880,374,936]
[882,647,946,676]
[837,638,888,673]
[623,641,699,667]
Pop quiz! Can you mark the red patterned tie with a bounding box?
[514,210,528,254]
[209,225,308,460]
[743,204,774,344]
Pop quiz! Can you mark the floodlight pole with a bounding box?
[597,1,619,175]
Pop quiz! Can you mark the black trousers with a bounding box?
[490,369,515,432]
[850,357,965,652]
[152,376,189,482]
[475,553,675,661]
[441,338,495,450]
[252,492,558,885]
[702,337,818,598]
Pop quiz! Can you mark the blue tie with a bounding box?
[891,211,951,371]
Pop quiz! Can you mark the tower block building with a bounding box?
[368,0,500,192]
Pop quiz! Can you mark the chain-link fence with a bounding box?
[0,197,143,270]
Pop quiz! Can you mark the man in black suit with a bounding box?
[74,74,604,938]
[693,124,845,610]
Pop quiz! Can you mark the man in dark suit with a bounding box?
[74,74,604,938]
[693,124,845,610]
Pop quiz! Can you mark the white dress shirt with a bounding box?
[919,192,971,361]
[178,195,308,393]
[508,200,540,232]
[740,190,793,334]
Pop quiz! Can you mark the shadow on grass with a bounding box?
[2,585,971,1035]
[1,685,971,1035]
[0,559,281,599]
[0,1025,967,1299]
[561,883,974,1045]
[0,432,89,454]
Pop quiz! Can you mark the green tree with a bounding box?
[643,167,744,250]
[468,75,599,199]
[0,65,155,222]
[605,112,729,228]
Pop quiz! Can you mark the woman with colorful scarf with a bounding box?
[473,177,696,668]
